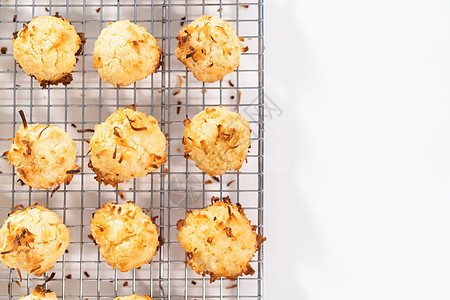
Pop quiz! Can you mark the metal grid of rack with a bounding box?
[0,0,264,299]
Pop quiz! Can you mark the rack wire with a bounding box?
[0,0,264,299]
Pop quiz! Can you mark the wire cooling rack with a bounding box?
[0,0,264,299]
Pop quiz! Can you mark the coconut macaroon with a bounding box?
[93,20,162,87]
[177,196,265,282]
[175,15,247,83]
[90,202,161,272]
[20,285,57,300]
[6,111,79,191]
[88,106,167,186]
[13,15,84,88]
[115,295,154,300]
[183,106,251,177]
[0,204,71,277]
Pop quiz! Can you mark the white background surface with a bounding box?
[264,0,450,299]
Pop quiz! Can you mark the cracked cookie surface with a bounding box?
[0,205,71,276]
[13,16,82,88]
[90,202,160,272]
[88,107,167,186]
[93,20,162,87]
[177,197,265,282]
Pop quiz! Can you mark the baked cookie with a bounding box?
[0,204,71,276]
[115,295,154,300]
[6,111,79,191]
[183,106,251,177]
[20,286,57,300]
[93,20,162,87]
[88,106,167,186]
[177,197,265,282]
[175,15,246,83]
[13,15,84,88]
[90,202,161,272]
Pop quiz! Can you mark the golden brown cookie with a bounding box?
[20,286,57,300]
[183,106,251,177]
[7,111,79,191]
[177,197,265,282]
[0,204,71,277]
[88,106,167,186]
[175,15,246,83]
[13,15,84,88]
[90,202,161,272]
[93,20,162,87]
[115,295,154,300]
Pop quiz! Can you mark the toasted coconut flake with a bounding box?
[113,127,121,138]
[126,115,147,131]
[66,169,80,174]
[87,234,97,245]
[18,110,27,129]
[38,125,50,138]
[226,179,235,187]
[50,185,60,197]
[112,145,117,159]
[125,103,137,111]
[10,204,24,215]
[186,52,195,59]
[177,101,182,115]
[183,115,191,126]
[77,129,94,133]
[17,269,22,282]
